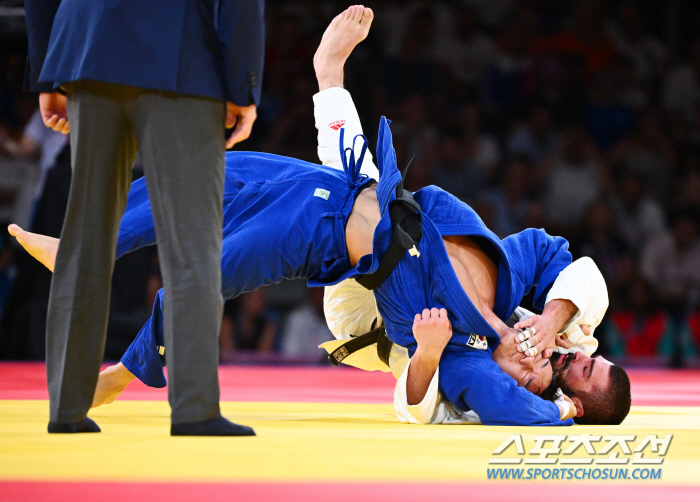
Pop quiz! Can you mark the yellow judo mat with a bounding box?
[1,364,700,501]
[1,400,699,484]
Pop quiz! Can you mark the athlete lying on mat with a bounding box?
[322,275,629,425]
[9,5,629,426]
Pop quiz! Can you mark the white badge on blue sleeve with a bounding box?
[314,188,330,200]
[466,334,488,350]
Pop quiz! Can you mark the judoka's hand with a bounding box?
[413,308,452,365]
[555,333,573,350]
[39,92,70,134]
[514,299,578,359]
[557,394,577,421]
[225,102,257,148]
[514,314,558,359]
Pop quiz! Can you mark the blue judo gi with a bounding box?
[118,119,573,426]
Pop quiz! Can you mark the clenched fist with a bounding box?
[413,307,452,365]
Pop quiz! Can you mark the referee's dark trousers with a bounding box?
[23,0,265,426]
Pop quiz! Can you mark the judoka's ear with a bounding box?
[571,397,584,417]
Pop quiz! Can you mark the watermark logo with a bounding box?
[489,434,672,465]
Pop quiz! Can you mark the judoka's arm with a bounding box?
[394,309,481,425]
[406,308,452,405]
[513,257,608,357]
[438,351,574,426]
[501,228,573,357]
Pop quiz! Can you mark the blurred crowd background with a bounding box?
[1,0,700,367]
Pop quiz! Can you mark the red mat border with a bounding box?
[2,481,699,502]
[2,362,700,406]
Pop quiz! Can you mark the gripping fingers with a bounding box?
[517,326,535,342]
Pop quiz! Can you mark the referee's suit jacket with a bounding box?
[24,0,265,107]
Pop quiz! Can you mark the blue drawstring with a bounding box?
[339,128,369,188]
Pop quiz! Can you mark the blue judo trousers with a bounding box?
[118,118,573,426]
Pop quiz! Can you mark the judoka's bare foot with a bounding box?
[7,224,58,272]
[314,5,373,90]
[91,363,136,408]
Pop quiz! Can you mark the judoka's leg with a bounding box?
[9,175,158,269]
[91,363,135,408]
[313,6,379,180]
[91,289,167,407]
[8,224,58,272]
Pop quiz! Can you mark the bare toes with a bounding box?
[353,6,363,23]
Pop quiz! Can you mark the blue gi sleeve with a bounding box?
[218,0,265,106]
[23,0,63,92]
[120,289,167,388]
[438,350,573,426]
[502,228,572,312]
[115,176,157,260]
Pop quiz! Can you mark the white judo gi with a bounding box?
[312,87,609,425]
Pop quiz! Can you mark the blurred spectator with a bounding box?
[609,172,666,250]
[584,70,636,151]
[604,277,671,356]
[0,108,69,228]
[485,18,537,119]
[611,55,649,111]
[465,0,517,30]
[437,5,497,88]
[640,208,700,309]
[508,103,560,163]
[531,0,617,79]
[663,39,700,125]
[523,198,547,230]
[606,2,666,86]
[458,103,500,184]
[281,287,331,362]
[431,105,500,204]
[376,32,441,105]
[431,129,480,203]
[677,168,700,214]
[540,126,609,231]
[479,156,534,237]
[389,94,439,164]
[220,289,280,355]
[571,198,633,309]
[608,111,676,199]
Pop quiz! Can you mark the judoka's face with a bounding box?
[552,351,612,396]
[493,330,553,396]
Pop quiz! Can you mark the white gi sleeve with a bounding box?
[544,257,608,356]
[313,87,380,180]
[394,360,481,425]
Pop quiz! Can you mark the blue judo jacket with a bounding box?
[348,119,574,426]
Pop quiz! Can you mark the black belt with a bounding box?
[355,155,422,290]
[328,324,393,368]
